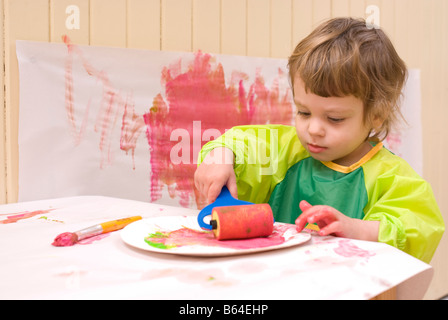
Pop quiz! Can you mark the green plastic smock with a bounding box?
[198,124,445,263]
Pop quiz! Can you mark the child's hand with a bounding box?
[295,200,355,237]
[194,147,238,204]
[295,200,380,241]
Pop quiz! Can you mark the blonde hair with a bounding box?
[288,17,407,141]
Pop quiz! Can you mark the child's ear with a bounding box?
[367,114,386,140]
[372,115,385,131]
[369,108,388,131]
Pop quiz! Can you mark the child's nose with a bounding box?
[308,118,325,137]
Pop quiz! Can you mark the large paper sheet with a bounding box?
[16,40,422,208]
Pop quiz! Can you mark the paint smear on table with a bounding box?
[333,239,376,259]
[77,233,110,245]
[39,216,65,223]
[0,209,56,224]
[144,223,296,250]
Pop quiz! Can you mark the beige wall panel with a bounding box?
[331,0,350,18]
[312,0,331,26]
[161,0,192,51]
[378,0,395,42]
[50,0,90,45]
[271,0,292,59]
[292,0,313,46]
[247,0,270,57]
[419,0,448,300]
[0,0,5,204]
[393,0,410,62]
[349,0,366,18]
[90,0,127,47]
[127,0,161,50]
[192,0,220,53]
[4,0,50,203]
[221,0,247,55]
[436,0,448,301]
[406,0,428,69]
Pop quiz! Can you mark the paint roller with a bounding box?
[197,187,274,240]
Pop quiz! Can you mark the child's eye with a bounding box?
[297,111,310,117]
[328,117,345,123]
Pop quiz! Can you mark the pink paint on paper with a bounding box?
[145,223,297,250]
[333,239,376,259]
[63,35,135,169]
[385,132,403,157]
[0,209,56,224]
[143,51,293,208]
[63,35,91,147]
[62,37,293,208]
[120,94,146,169]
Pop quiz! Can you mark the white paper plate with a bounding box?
[121,216,311,257]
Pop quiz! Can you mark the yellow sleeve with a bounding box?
[363,153,445,263]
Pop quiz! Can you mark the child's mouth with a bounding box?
[307,143,327,153]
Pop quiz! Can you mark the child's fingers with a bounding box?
[317,221,341,236]
[299,200,313,212]
[226,172,238,200]
[296,200,313,231]
[207,183,223,204]
[296,205,339,232]
[295,216,307,232]
[193,168,202,191]
[306,207,335,224]
[295,204,316,231]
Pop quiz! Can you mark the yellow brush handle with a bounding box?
[100,216,142,233]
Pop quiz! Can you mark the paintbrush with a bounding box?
[52,216,142,247]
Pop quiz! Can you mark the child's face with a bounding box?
[293,76,373,166]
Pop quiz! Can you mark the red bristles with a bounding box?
[52,232,79,247]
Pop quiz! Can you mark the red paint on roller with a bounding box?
[211,204,274,240]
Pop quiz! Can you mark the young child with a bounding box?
[194,18,444,263]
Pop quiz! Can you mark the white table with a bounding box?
[0,196,433,300]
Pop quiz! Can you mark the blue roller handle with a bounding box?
[197,186,253,230]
